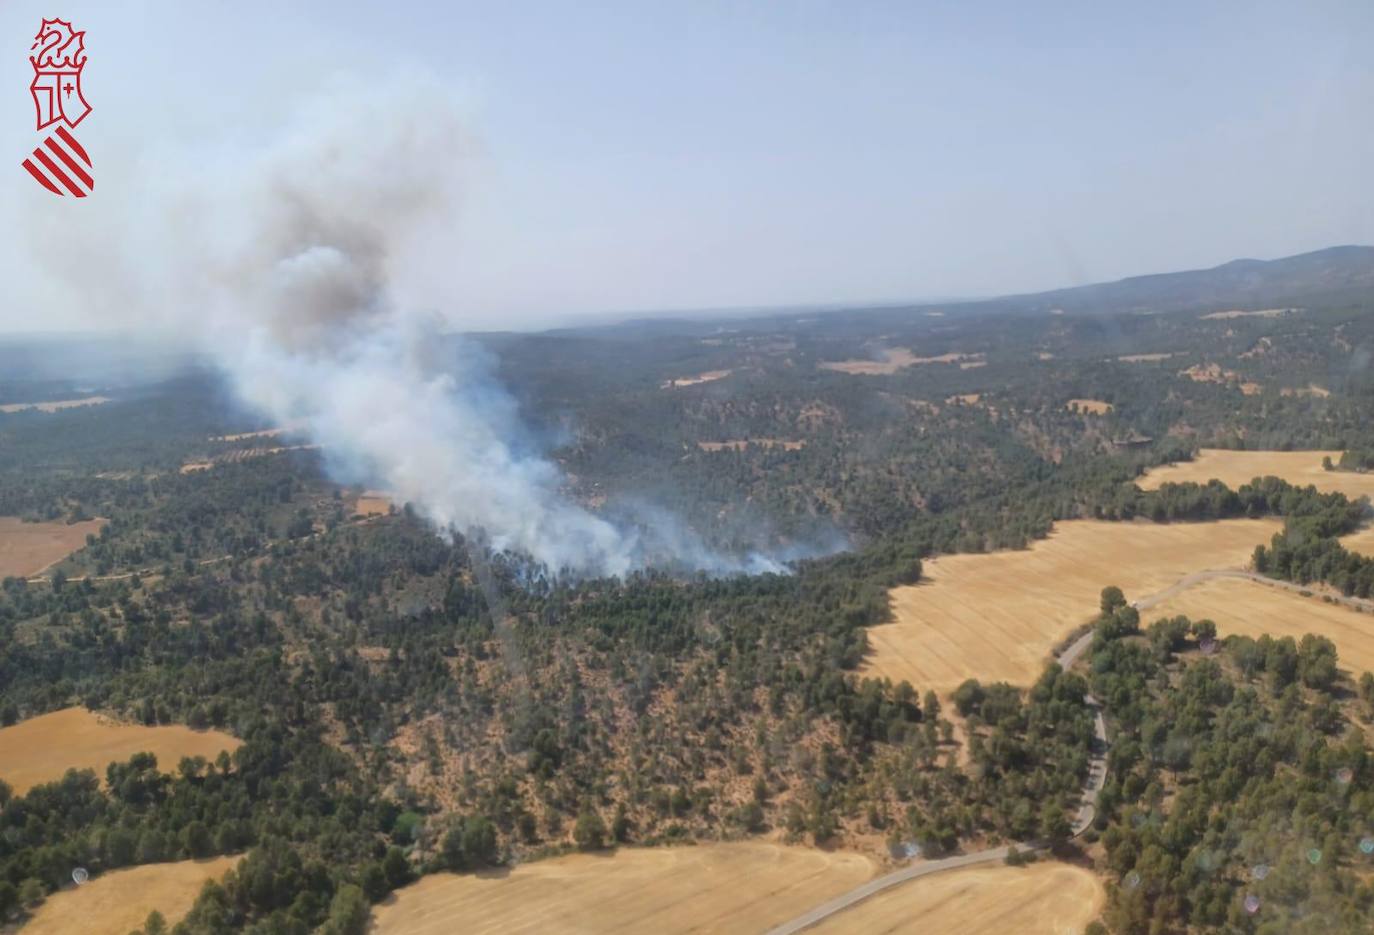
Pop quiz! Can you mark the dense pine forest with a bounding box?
[5,272,1374,933]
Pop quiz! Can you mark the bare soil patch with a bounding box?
[0,707,241,796]
[1139,449,1374,501]
[865,519,1281,693]
[1180,363,1261,395]
[1280,384,1330,398]
[661,369,733,388]
[1066,399,1113,415]
[20,856,240,935]
[1145,577,1374,677]
[371,843,876,935]
[697,439,806,452]
[0,517,105,579]
[1200,308,1299,320]
[0,396,109,414]
[808,861,1104,935]
[354,491,395,516]
[1118,352,1173,362]
[820,348,984,375]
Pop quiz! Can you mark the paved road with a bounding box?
[767,564,1370,933]
[764,650,1110,935]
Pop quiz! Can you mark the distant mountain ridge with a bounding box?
[956,245,1374,317]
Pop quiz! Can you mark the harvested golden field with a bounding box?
[1118,352,1173,362]
[1145,577,1374,676]
[1201,307,1298,320]
[0,396,109,413]
[1139,449,1374,501]
[820,348,983,375]
[0,707,241,796]
[0,516,105,578]
[661,369,733,388]
[810,862,1105,935]
[1066,398,1113,415]
[697,438,806,452]
[1280,384,1331,398]
[1341,524,1374,557]
[865,519,1281,693]
[371,843,876,935]
[354,491,394,516]
[21,856,240,935]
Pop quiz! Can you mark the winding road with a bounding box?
[765,564,1350,934]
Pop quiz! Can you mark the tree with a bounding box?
[952,679,985,717]
[1040,800,1071,847]
[360,863,389,903]
[573,811,607,851]
[381,847,411,889]
[1100,585,1126,614]
[142,910,168,935]
[0,881,17,920]
[182,820,213,859]
[322,884,369,935]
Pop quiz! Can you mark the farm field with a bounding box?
[0,516,106,578]
[1341,524,1374,557]
[0,707,242,795]
[1142,576,1374,677]
[819,348,983,375]
[20,856,241,935]
[1138,449,1374,500]
[370,843,876,934]
[809,862,1105,935]
[1066,398,1113,414]
[0,396,110,413]
[865,518,1281,693]
[354,491,394,516]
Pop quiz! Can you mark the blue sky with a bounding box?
[1,0,1371,330]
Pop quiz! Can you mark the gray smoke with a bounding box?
[37,76,803,577]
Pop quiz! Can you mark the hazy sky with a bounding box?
[1,0,1371,332]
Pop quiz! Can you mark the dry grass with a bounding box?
[697,439,806,452]
[945,393,981,405]
[1180,364,1261,395]
[1341,525,1374,557]
[0,707,241,796]
[1066,399,1113,415]
[0,517,105,579]
[809,862,1105,935]
[820,348,983,375]
[354,492,394,516]
[1139,449,1374,501]
[661,370,733,388]
[21,856,240,935]
[180,445,319,474]
[1280,384,1331,398]
[1118,352,1173,362]
[0,396,109,414]
[1200,308,1298,320]
[865,519,1281,693]
[1145,577,1374,677]
[370,843,876,935]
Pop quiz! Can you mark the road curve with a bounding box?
[764,648,1109,934]
[767,564,1368,933]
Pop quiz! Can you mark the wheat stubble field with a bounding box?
[0,516,106,578]
[864,519,1281,693]
[1142,576,1374,676]
[1138,449,1374,500]
[370,843,876,934]
[20,856,241,935]
[0,707,242,795]
[809,862,1105,935]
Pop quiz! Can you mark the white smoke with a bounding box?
[29,75,802,577]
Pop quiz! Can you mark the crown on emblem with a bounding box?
[30,18,86,73]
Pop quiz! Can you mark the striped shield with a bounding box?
[22,125,93,197]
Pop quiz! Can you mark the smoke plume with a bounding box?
[35,77,804,577]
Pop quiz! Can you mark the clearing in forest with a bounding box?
[370,843,876,935]
[865,519,1281,694]
[819,348,984,375]
[808,861,1105,935]
[0,396,110,413]
[697,438,806,452]
[1200,308,1299,320]
[0,516,105,579]
[1143,576,1374,677]
[661,369,733,388]
[1066,399,1113,415]
[20,856,241,935]
[1117,352,1173,362]
[0,707,241,796]
[1139,449,1374,501]
[354,491,394,516]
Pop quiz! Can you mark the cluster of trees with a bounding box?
[1086,589,1374,933]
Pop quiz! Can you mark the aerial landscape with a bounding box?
[2,2,1373,934]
